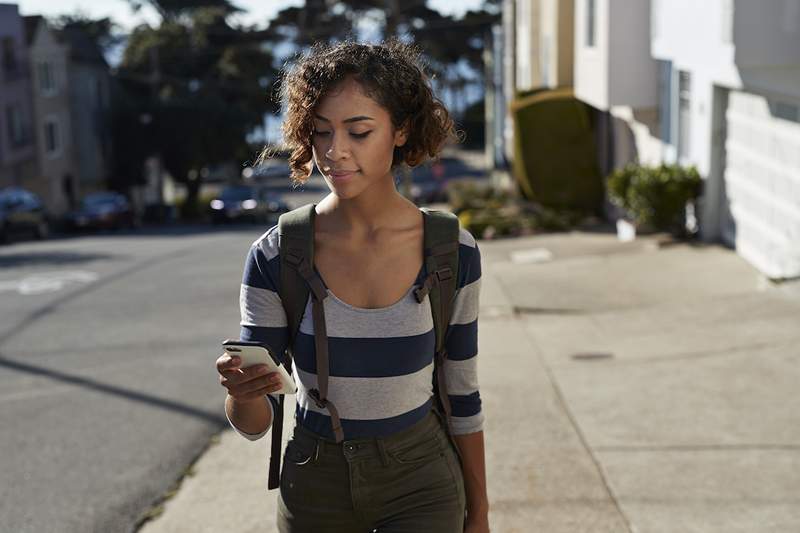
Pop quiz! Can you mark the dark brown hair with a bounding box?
[260,40,458,185]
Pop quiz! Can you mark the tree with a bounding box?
[115,6,278,213]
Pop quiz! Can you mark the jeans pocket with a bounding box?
[284,438,316,466]
[388,436,442,465]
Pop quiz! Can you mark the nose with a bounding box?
[324,132,350,163]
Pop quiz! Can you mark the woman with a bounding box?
[216,40,489,533]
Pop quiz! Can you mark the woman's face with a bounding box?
[311,76,407,199]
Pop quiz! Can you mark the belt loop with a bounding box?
[376,438,390,468]
[316,438,325,461]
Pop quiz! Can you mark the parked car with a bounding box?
[209,185,290,224]
[0,187,50,243]
[63,192,137,232]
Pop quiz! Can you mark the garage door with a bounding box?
[724,90,800,279]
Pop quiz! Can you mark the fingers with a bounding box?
[231,382,282,402]
[221,367,283,399]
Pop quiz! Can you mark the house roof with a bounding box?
[57,27,108,67]
[23,15,43,46]
[21,16,108,68]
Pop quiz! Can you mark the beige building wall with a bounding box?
[29,22,77,215]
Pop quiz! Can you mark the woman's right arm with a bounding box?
[222,228,290,439]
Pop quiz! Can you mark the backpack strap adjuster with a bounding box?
[307,388,328,409]
[435,267,453,282]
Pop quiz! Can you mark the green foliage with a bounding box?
[113,7,277,195]
[448,181,594,239]
[511,89,604,213]
[607,164,702,232]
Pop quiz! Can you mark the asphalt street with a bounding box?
[0,223,307,533]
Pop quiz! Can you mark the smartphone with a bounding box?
[222,339,297,395]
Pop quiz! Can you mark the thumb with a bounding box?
[217,353,241,372]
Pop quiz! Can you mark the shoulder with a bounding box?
[458,226,477,249]
[249,224,281,262]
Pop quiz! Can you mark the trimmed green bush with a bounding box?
[608,164,702,233]
[510,88,604,213]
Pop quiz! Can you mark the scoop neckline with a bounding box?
[313,263,426,313]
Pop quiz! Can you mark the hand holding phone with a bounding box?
[217,339,296,398]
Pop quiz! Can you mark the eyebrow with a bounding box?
[314,114,375,124]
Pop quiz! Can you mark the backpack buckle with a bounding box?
[307,388,327,409]
[435,267,453,282]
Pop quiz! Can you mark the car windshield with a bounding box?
[219,186,255,201]
[82,193,121,207]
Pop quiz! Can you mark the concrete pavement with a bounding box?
[138,230,800,533]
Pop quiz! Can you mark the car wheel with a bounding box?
[35,221,50,240]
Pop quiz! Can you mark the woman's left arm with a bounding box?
[454,431,489,531]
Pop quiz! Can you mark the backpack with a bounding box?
[266,202,461,490]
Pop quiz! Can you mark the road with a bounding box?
[0,223,293,532]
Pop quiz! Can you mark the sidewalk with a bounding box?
[138,231,800,533]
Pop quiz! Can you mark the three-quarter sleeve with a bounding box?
[442,228,484,435]
[227,226,290,441]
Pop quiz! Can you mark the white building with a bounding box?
[500,0,575,165]
[572,0,800,279]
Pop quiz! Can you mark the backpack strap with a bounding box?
[416,208,462,462]
[270,203,344,490]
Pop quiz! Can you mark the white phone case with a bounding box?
[222,342,297,395]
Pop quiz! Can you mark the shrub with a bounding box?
[607,164,702,233]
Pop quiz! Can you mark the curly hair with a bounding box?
[259,40,459,185]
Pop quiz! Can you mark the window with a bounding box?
[652,0,659,39]
[773,100,799,123]
[44,117,61,157]
[2,37,17,74]
[38,61,57,95]
[677,71,691,159]
[586,0,597,47]
[657,60,673,143]
[5,105,28,147]
[721,0,733,43]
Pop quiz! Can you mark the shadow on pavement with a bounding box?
[0,353,227,426]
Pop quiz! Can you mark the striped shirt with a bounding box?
[229,222,483,441]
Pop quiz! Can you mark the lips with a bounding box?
[330,169,358,181]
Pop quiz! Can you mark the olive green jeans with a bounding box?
[277,408,466,532]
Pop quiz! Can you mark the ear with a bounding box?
[394,121,410,148]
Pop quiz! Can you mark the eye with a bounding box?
[313,130,330,137]
[350,131,372,139]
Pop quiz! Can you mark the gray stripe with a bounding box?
[450,278,481,325]
[443,356,479,395]
[294,364,434,420]
[253,225,280,261]
[240,284,287,327]
[451,411,484,435]
[458,227,476,248]
[298,291,433,338]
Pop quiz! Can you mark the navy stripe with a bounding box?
[240,325,289,364]
[449,391,482,417]
[242,246,281,291]
[458,243,481,287]
[267,395,280,413]
[444,320,478,361]
[296,398,434,439]
[292,329,435,377]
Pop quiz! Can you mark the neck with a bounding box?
[317,173,413,235]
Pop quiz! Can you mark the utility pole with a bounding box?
[149,45,164,221]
